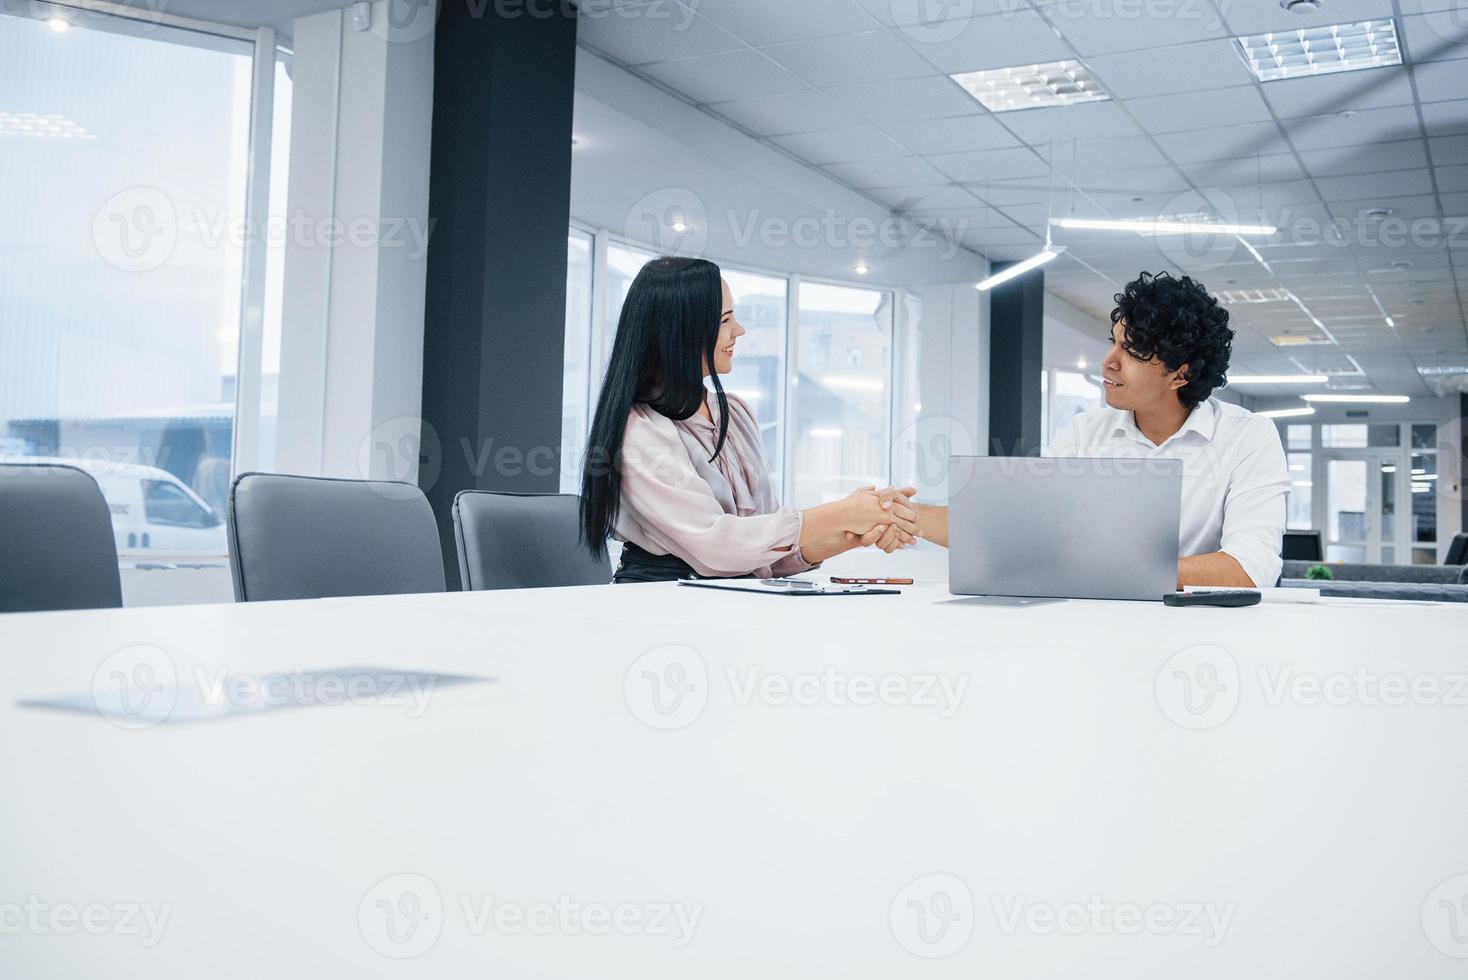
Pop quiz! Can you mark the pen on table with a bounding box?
[829,577,914,586]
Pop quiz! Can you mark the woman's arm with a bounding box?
[797,487,921,562]
[911,502,948,548]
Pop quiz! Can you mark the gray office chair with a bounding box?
[0,462,123,613]
[452,490,611,590]
[228,472,446,602]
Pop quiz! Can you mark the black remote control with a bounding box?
[1163,590,1262,607]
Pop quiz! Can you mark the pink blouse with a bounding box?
[613,391,816,578]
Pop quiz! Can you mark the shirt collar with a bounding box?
[1108,397,1218,446]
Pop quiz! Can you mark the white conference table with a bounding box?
[1,574,1466,978]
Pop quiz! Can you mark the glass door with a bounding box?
[1321,452,1398,563]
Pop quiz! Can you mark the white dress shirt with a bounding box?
[1047,397,1291,587]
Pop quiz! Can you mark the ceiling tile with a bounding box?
[1045,0,1231,55]
[1152,122,1289,164]
[1430,134,1468,163]
[1261,69,1417,118]
[577,2,743,65]
[1088,40,1254,99]
[638,50,809,104]
[1315,169,1436,200]
[760,30,938,87]
[1421,100,1468,136]
[1068,135,1170,170]
[1179,154,1306,185]
[1415,61,1468,103]
[708,90,867,135]
[881,115,1021,154]
[1398,13,1468,60]
[1217,0,1395,35]
[868,184,984,210]
[1128,87,1272,133]
[928,146,1050,182]
[1281,106,1422,150]
[692,0,882,45]
[1438,165,1468,191]
[768,125,910,164]
[822,155,952,188]
[825,76,984,123]
[898,9,1073,73]
[998,100,1141,143]
[1072,165,1191,194]
[852,0,1021,27]
[1326,194,1445,220]
[1300,139,1431,177]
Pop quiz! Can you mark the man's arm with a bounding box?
[1188,418,1291,588]
[1176,552,1254,589]
[912,502,948,548]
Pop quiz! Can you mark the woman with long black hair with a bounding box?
[580,256,919,584]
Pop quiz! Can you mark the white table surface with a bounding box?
[2,570,1466,978]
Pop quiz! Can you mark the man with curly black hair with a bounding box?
[912,271,1290,589]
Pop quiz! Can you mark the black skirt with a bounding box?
[612,542,754,585]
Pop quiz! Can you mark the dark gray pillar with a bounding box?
[987,265,1046,457]
[419,1,578,588]
[1461,394,1468,532]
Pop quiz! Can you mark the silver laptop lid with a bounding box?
[948,455,1183,601]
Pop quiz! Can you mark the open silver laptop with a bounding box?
[948,455,1183,601]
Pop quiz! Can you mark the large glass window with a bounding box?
[1412,451,1437,564]
[0,10,255,557]
[560,229,594,493]
[719,267,787,476]
[791,281,892,507]
[1287,452,1313,530]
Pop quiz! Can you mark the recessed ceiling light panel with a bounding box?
[950,60,1109,113]
[1236,20,1402,82]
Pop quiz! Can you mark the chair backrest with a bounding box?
[228,472,446,602]
[452,490,610,591]
[1281,530,1324,562]
[1446,533,1468,567]
[0,462,123,613]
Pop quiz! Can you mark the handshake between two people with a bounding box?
[796,485,927,564]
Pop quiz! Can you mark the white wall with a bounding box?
[275,2,435,484]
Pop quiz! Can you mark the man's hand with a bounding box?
[842,486,919,553]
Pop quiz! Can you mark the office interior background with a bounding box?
[1,0,1465,598]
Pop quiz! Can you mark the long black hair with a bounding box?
[579,256,729,559]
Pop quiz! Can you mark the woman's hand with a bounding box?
[840,486,919,553]
[797,486,918,562]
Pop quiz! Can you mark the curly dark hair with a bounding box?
[1110,271,1233,410]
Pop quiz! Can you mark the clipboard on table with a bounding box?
[677,578,900,597]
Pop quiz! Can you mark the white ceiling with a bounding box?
[578,0,1468,399]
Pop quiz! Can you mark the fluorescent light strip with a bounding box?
[1259,407,1316,419]
[1053,216,1276,236]
[1230,374,1328,385]
[1301,394,1410,404]
[976,247,1064,291]
[1236,19,1402,83]
[950,60,1109,113]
